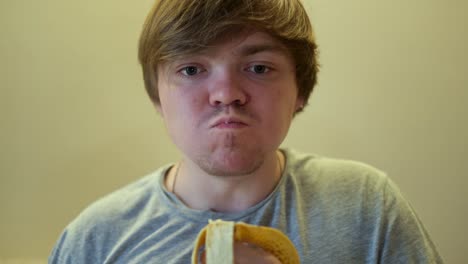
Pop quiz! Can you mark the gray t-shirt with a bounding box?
[49,149,443,263]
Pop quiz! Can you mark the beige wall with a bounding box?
[1,0,466,263]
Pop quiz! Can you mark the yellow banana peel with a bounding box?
[191,219,300,264]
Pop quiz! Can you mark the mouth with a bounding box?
[211,117,248,129]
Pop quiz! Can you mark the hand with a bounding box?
[232,242,282,264]
[200,242,282,264]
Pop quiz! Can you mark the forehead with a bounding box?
[174,30,292,60]
[215,30,288,52]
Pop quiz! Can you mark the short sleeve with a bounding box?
[379,177,444,263]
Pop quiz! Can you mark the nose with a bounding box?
[208,70,248,107]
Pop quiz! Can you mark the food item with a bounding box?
[191,219,300,264]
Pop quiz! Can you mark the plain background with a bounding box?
[1,0,467,263]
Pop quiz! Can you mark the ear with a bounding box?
[295,96,305,112]
[154,101,164,116]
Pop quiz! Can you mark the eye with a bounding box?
[180,66,202,76]
[248,64,271,74]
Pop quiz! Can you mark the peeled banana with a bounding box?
[191,219,300,264]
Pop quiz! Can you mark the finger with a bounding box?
[233,242,282,264]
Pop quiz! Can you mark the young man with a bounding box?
[49,0,443,263]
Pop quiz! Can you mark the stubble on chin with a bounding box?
[196,133,265,177]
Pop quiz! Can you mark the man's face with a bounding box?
[156,30,303,176]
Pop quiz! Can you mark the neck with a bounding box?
[165,150,284,213]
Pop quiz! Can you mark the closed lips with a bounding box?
[211,117,248,128]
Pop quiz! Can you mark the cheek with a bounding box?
[190,93,205,110]
[168,92,206,133]
[263,90,297,132]
[256,101,293,135]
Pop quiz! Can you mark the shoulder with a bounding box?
[49,165,171,263]
[283,148,389,192]
[75,166,167,227]
[281,149,444,262]
[281,148,397,218]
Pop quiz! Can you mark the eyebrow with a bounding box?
[237,44,288,57]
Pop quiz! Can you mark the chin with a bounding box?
[198,150,265,177]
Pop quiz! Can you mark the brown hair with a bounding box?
[138,0,319,112]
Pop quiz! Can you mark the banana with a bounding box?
[191,219,300,264]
